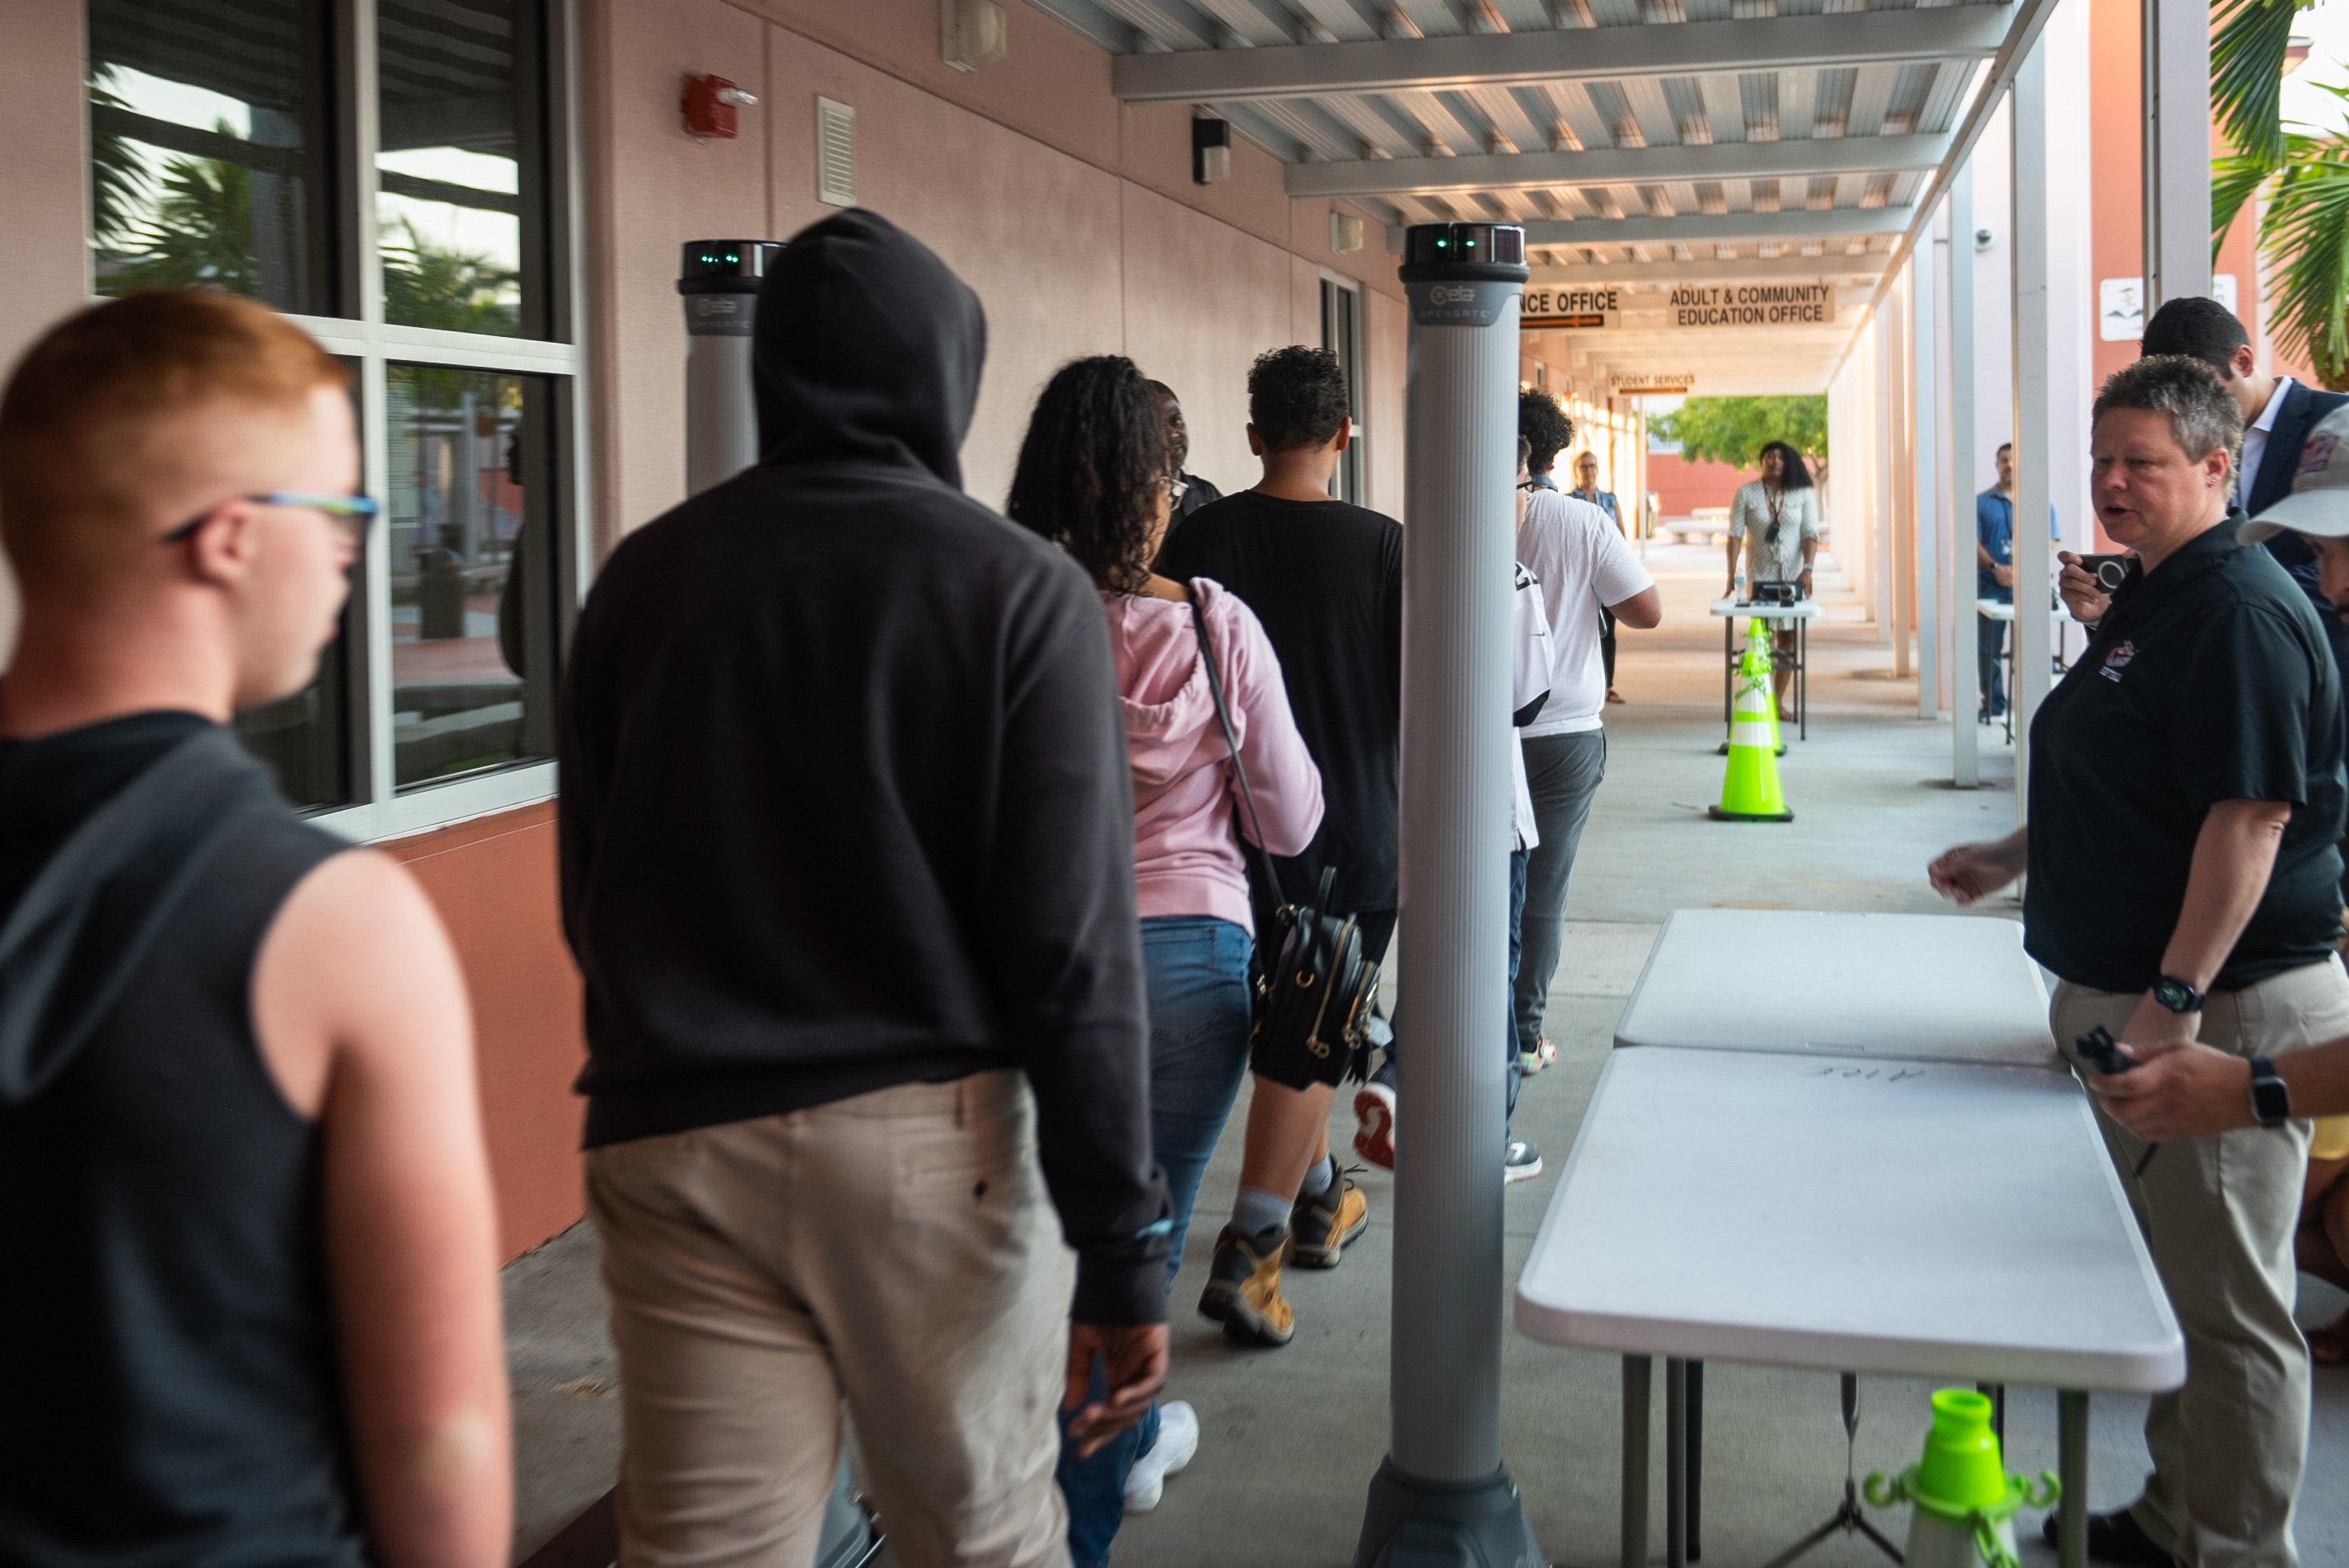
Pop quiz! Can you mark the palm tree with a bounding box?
[2211,0,2349,389]
[381,217,520,336]
[97,133,264,297]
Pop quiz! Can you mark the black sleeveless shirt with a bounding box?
[0,715,364,1566]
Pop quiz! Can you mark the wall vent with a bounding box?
[816,97,857,208]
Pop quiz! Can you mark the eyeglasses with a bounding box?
[161,491,381,545]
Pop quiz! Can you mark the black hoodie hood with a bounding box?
[754,208,986,488]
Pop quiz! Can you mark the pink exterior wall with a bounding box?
[584,0,1408,544]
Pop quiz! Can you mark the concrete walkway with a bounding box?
[503,543,2349,1566]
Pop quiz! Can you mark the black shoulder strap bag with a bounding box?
[1188,594,1383,1082]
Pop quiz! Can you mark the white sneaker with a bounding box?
[1122,1399,1200,1513]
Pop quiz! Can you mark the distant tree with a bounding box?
[87,69,151,249]
[98,133,263,296]
[1647,396,1828,471]
[381,218,520,337]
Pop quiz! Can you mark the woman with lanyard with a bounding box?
[1725,440,1821,721]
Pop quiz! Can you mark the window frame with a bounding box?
[85,0,592,844]
[1320,272,1366,506]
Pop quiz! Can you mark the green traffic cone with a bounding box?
[1710,634,1793,822]
[1865,1390,2059,1568]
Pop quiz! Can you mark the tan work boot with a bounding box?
[1198,1223,1295,1346]
[1287,1168,1370,1269]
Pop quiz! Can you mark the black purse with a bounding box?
[1188,595,1383,1080]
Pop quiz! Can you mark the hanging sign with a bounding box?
[1612,372,1695,396]
[1664,282,1833,328]
[1521,285,1621,329]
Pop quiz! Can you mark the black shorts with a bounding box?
[1247,905,1397,1091]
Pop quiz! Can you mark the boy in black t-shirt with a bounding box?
[1163,347,1395,1348]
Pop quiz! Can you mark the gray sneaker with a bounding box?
[1505,1137,1542,1184]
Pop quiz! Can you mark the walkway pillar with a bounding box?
[1355,221,1543,1568]
[1914,249,1941,719]
[1888,275,1914,680]
[2143,0,2214,310]
[2011,44,2056,808]
[1945,170,1981,787]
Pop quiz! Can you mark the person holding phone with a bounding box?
[1930,356,2347,1568]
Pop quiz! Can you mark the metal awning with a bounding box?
[1030,0,2062,395]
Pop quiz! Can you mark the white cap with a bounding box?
[2242,405,2349,541]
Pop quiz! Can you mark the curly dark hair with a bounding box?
[1248,344,1352,452]
[1518,388,1574,475]
[1757,440,1814,490]
[1005,354,1172,595]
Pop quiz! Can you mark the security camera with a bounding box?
[1973,227,1996,251]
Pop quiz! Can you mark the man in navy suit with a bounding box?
[2143,297,2349,628]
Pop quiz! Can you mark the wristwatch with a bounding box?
[2248,1056,2292,1129]
[2151,976,2205,1014]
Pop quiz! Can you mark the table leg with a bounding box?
[1722,615,1733,733]
[1687,1361,1704,1562]
[1624,1356,1652,1568]
[1798,619,1808,741]
[1975,1381,2006,1448]
[1667,1359,1688,1568]
[2058,1391,2089,1568]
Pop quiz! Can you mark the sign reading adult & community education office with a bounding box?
[1666,283,1832,329]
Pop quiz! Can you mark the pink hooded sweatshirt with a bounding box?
[1101,578,1323,935]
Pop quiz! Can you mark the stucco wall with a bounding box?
[586,0,1408,542]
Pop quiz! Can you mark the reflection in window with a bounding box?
[388,365,559,790]
[87,0,336,315]
[238,622,353,811]
[377,0,545,338]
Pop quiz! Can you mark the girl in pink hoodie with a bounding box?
[1009,355,1321,1553]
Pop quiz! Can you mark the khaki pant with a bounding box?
[587,1071,1076,1568]
[2052,958,2349,1568]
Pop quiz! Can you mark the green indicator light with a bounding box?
[1435,237,1449,248]
[725,251,739,263]
[1465,237,1477,247]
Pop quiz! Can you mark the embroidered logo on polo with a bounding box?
[2099,639,2139,682]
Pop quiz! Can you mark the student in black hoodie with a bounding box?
[559,209,1172,1566]
[0,292,511,1566]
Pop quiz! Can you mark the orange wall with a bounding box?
[1649,452,1746,517]
[386,806,586,1261]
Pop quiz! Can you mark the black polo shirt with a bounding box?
[2025,522,2347,992]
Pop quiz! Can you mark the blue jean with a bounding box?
[1059,915,1252,1566]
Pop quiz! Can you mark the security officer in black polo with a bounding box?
[1930,354,2348,1568]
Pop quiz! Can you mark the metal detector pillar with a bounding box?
[1355,222,1544,1568]
[678,239,783,496]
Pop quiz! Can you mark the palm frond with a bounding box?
[2258,130,2349,387]
[2211,0,2313,171]
[2212,149,2273,261]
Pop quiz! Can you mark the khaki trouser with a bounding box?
[2052,958,2349,1568]
[587,1071,1076,1568]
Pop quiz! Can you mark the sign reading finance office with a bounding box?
[1522,286,1621,330]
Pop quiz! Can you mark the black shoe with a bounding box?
[2039,1505,2180,1566]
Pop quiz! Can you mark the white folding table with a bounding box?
[1518,1047,2183,1568]
[1975,597,2080,742]
[1613,908,2058,1069]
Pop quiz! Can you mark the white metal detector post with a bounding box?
[1354,221,1545,1568]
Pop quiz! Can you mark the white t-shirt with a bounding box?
[1517,489,1655,738]
[1509,561,1552,851]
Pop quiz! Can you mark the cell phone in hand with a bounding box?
[2074,1026,2131,1075]
[2076,553,2131,592]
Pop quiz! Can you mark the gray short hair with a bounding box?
[2093,353,2244,470]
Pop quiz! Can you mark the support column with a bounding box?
[1888,277,1915,679]
[1914,249,1941,718]
[2143,0,2213,311]
[1945,173,1981,787]
[1875,313,1897,649]
[2012,44,2055,810]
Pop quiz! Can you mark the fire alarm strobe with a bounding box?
[682,74,758,139]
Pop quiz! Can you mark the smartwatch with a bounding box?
[2248,1056,2292,1129]
[2152,976,2204,1014]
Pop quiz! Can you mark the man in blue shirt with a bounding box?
[1977,442,2058,720]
